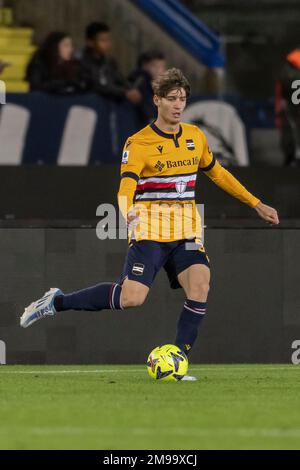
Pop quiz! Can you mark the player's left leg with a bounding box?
[175,263,210,356]
[164,239,210,360]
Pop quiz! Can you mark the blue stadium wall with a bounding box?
[0,93,275,165]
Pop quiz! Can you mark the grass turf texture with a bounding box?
[0,364,299,450]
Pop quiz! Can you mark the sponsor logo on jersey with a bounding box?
[155,160,165,172]
[166,156,199,168]
[186,139,195,150]
[122,150,129,164]
[157,145,163,154]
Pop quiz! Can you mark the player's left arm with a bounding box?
[198,130,279,225]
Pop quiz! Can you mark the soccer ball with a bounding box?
[146,344,188,381]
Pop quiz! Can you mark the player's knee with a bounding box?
[121,289,147,308]
[187,281,210,301]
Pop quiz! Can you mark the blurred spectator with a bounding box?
[26,32,88,94]
[275,48,300,166]
[128,50,166,125]
[80,22,140,103]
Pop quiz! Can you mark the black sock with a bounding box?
[54,282,123,312]
[175,299,207,356]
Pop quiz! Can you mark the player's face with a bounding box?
[58,37,74,61]
[89,32,112,55]
[155,88,187,125]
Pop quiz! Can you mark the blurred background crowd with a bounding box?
[25,23,167,127]
[0,0,300,166]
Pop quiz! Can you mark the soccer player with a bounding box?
[20,68,279,380]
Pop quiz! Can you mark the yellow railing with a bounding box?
[0,12,34,92]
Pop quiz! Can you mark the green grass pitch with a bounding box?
[0,364,299,450]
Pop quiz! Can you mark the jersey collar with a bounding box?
[150,121,183,141]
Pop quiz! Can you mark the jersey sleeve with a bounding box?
[117,138,145,218]
[198,129,260,208]
[198,128,216,171]
[120,138,145,181]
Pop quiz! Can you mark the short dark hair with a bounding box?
[137,50,165,68]
[85,22,110,40]
[152,68,191,98]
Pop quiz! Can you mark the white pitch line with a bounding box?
[0,366,297,374]
[1,426,300,439]
[0,369,142,374]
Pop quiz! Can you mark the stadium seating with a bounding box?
[132,0,225,68]
[0,8,35,92]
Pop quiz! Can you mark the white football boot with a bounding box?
[20,288,63,328]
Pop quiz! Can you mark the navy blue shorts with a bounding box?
[116,238,210,290]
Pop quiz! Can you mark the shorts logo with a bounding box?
[132,263,145,275]
[186,139,195,150]
[122,151,129,164]
[175,179,187,195]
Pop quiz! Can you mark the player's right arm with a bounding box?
[117,139,145,225]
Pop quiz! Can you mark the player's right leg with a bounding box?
[20,287,63,328]
[120,277,149,308]
[20,279,149,329]
[20,239,160,328]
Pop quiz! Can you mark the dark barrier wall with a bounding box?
[0,228,299,364]
[0,167,300,220]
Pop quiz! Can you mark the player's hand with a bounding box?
[254,201,279,225]
[125,88,142,105]
[127,210,140,229]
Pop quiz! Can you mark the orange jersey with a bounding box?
[118,122,260,243]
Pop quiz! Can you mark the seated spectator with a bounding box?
[128,50,166,125]
[80,22,140,103]
[26,32,88,94]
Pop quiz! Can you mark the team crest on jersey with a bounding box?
[186,139,195,150]
[175,179,187,195]
[122,150,129,164]
[132,263,145,275]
